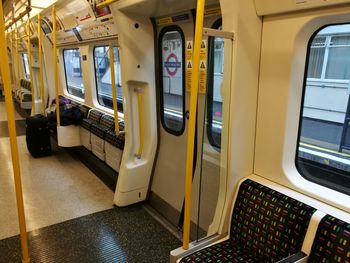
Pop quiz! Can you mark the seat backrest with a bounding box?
[79,105,90,118]
[100,115,115,130]
[308,215,350,263]
[88,109,103,123]
[230,179,316,262]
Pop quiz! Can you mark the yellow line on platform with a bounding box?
[299,142,350,158]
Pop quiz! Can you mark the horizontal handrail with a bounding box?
[96,0,120,9]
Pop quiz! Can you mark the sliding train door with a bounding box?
[150,11,194,227]
[150,7,227,241]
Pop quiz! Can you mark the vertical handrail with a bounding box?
[109,44,120,133]
[0,1,30,262]
[137,91,143,158]
[38,14,45,114]
[52,5,60,127]
[10,32,16,94]
[183,0,205,250]
[15,28,21,103]
[27,17,35,114]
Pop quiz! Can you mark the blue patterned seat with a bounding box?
[308,215,350,263]
[180,179,316,263]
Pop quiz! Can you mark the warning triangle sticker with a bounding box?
[200,61,206,69]
[201,40,206,49]
[187,42,192,50]
[187,61,192,69]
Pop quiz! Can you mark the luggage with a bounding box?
[26,115,51,158]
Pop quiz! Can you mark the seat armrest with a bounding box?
[277,252,308,263]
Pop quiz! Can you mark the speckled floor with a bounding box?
[0,205,181,263]
[0,101,114,239]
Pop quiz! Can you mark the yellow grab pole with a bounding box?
[38,14,45,114]
[137,92,143,158]
[15,29,22,103]
[0,1,30,262]
[10,32,16,93]
[109,45,120,133]
[27,18,35,114]
[52,5,60,127]
[182,0,205,250]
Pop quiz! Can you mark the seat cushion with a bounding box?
[90,123,109,138]
[81,118,93,130]
[179,240,259,263]
[308,215,350,263]
[105,131,125,150]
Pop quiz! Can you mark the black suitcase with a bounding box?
[26,115,51,158]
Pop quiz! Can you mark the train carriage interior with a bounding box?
[0,0,349,262]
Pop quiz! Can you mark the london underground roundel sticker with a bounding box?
[164,53,181,77]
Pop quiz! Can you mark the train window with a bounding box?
[159,26,185,135]
[63,49,85,99]
[296,24,350,195]
[207,21,223,150]
[22,53,30,79]
[93,46,123,113]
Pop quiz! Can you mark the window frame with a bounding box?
[92,45,123,113]
[296,23,350,196]
[62,48,85,99]
[158,25,186,136]
[206,18,223,151]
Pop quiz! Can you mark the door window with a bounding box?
[159,27,185,135]
[207,24,223,150]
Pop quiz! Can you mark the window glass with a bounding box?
[307,36,326,79]
[325,35,350,80]
[94,46,123,112]
[297,24,350,195]
[22,53,30,79]
[207,24,223,150]
[160,28,185,135]
[63,49,85,99]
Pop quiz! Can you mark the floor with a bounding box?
[0,99,181,262]
[0,100,115,240]
[0,206,181,263]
